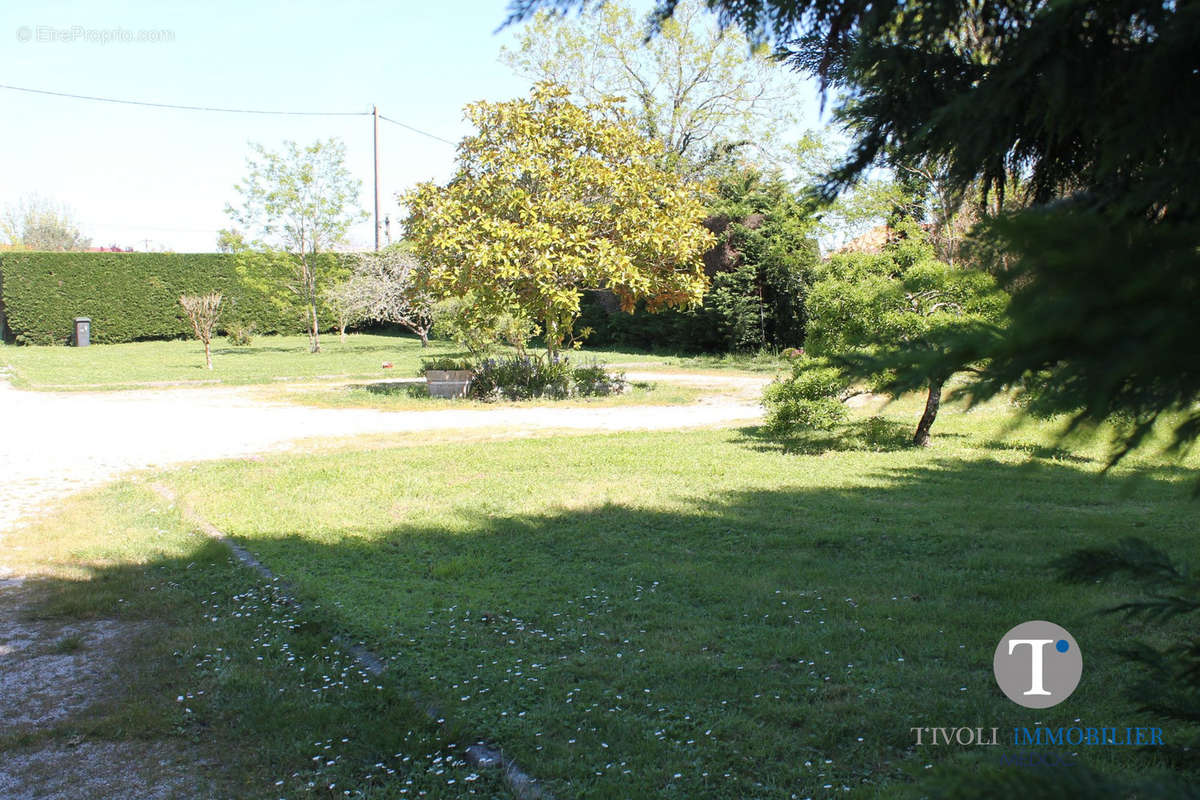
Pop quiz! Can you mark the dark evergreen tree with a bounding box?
[706,168,819,350]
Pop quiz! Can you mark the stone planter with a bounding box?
[425,369,473,399]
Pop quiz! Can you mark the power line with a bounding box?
[0,84,459,146]
[1,82,458,145]
[0,82,368,116]
[2,82,459,144]
[379,114,457,146]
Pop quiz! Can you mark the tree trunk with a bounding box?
[338,323,347,344]
[913,377,945,447]
[299,252,320,354]
[204,339,213,370]
[544,307,560,359]
[309,301,321,353]
[418,328,429,347]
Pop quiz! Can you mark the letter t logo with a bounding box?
[995,622,1081,708]
[1009,639,1054,695]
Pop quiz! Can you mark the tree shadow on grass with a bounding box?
[14,457,1200,798]
[977,439,1098,465]
[734,416,918,455]
[215,457,1198,795]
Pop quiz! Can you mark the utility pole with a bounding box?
[372,104,381,251]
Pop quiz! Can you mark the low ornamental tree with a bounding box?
[765,224,1007,446]
[320,279,369,344]
[179,292,222,370]
[402,83,715,356]
[349,247,437,346]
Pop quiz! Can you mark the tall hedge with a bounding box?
[0,251,345,345]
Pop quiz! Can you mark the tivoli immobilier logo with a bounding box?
[993,620,1082,709]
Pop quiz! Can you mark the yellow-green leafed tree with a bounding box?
[402,83,715,356]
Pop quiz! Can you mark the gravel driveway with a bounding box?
[0,374,765,547]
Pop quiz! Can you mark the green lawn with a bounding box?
[10,398,1198,797]
[0,333,468,389]
[0,333,779,390]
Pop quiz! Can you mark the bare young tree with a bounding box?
[179,292,223,370]
[350,248,436,346]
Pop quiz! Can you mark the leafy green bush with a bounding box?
[572,360,627,396]
[417,357,474,374]
[761,358,851,434]
[224,320,256,347]
[468,354,625,401]
[469,354,572,400]
[431,295,537,358]
[0,251,343,345]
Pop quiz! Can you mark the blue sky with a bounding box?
[1,0,821,251]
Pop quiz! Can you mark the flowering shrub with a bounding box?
[468,355,625,401]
